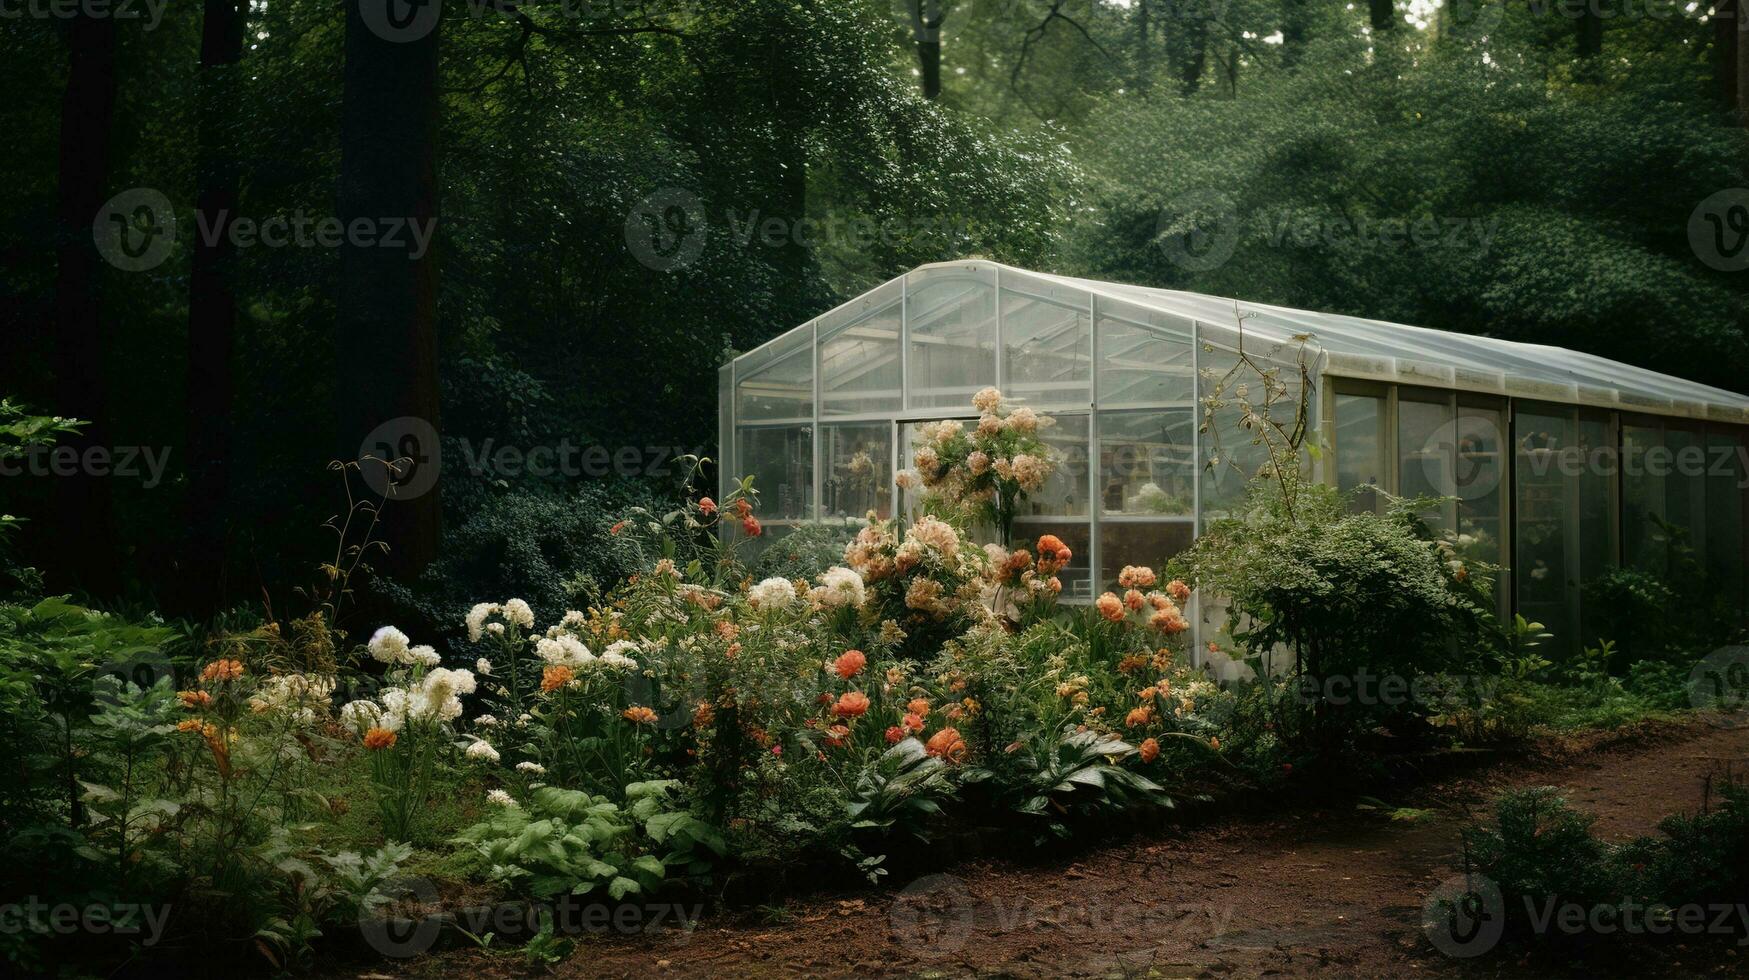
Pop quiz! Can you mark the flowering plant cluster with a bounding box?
[843,514,992,658]
[897,387,1057,545]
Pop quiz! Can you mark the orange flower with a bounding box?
[610,520,628,535]
[1125,706,1154,728]
[693,701,715,727]
[1123,589,1145,612]
[925,727,967,763]
[834,649,867,679]
[901,712,925,733]
[542,664,574,692]
[1151,610,1189,634]
[714,619,740,641]
[1118,565,1157,589]
[833,691,870,718]
[176,718,204,733]
[199,659,244,683]
[884,725,906,744]
[824,723,851,748]
[1209,736,1221,750]
[623,706,659,725]
[1117,655,1149,675]
[363,728,397,750]
[1139,737,1160,763]
[698,497,717,517]
[733,497,753,519]
[741,516,763,537]
[1095,592,1125,622]
[1166,579,1191,603]
[178,690,212,710]
[906,697,931,718]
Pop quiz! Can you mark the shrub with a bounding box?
[751,522,859,583]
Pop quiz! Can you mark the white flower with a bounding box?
[475,713,499,727]
[377,689,409,732]
[408,645,441,668]
[503,598,535,630]
[486,789,517,807]
[748,576,797,611]
[536,634,594,668]
[972,386,1003,414]
[339,699,384,736]
[466,603,501,643]
[814,566,866,609]
[248,673,336,723]
[476,657,493,676]
[599,640,639,671]
[464,739,500,763]
[514,761,546,775]
[487,622,505,635]
[368,626,412,664]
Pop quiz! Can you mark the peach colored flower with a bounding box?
[925,727,967,763]
[178,690,212,710]
[623,706,659,725]
[906,697,931,718]
[363,728,397,750]
[833,691,870,718]
[1139,737,1160,763]
[741,516,763,537]
[542,664,574,692]
[1124,589,1145,612]
[834,649,867,680]
[610,520,628,535]
[200,659,244,683]
[1166,579,1191,603]
[1125,706,1153,728]
[902,712,925,733]
[1095,592,1125,622]
[698,497,717,517]
[1118,565,1158,589]
[885,726,905,744]
[824,723,851,748]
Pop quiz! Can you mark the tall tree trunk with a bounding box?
[1171,17,1209,95]
[1576,8,1603,64]
[912,0,944,100]
[1715,0,1740,114]
[335,0,443,579]
[52,13,120,597]
[1369,0,1395,33]
[1134,0,1151,94]
[182,0,246,612]
[1281,0,1310,68]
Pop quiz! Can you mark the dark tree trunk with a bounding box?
[182,0,246,612]
[1716,0,1740,114]
[1135,0,1151,94]
[1281,0,1310,68]
[335,0,444,578]
[912,0,944,100]
[1370,0,1395,33]
[1576,9,1603,62]
[1172,19,1209,95]
[52,13,119,597]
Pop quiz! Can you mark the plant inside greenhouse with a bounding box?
[5,1,1749,977]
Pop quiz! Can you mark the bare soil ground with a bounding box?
[365,718,1749,979]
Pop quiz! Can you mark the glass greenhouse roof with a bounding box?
[733,260,1749,424]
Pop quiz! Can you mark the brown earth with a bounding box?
[363,718,1749,980]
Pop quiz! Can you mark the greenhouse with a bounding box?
[720,260,1749,657]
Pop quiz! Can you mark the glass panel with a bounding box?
[1100,521,1195,587]
[819,302,901,416]
[820,422,892,522]
[1002,289,1089,407]
[735,335,814,422]
[1515,408,1576,653]
[1334,392,1386,514]
[906,269,996,410]
[736,425,812,522]
[1018,414,1090,518]
[1097,309,1194,408]
[1622,422,1667,574]
[1197,336,1305,521]
[1098,409,1195,516]
[1664,426,1707,570]
[1397,393,1455,531]
[1454,401,1509,617]
[1705,428,1746,619]
[1574,412,1618,648]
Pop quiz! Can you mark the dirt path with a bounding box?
[383,719,1749,979]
